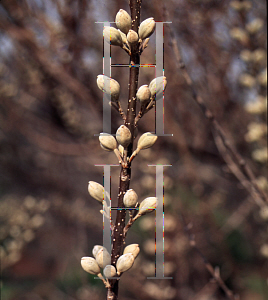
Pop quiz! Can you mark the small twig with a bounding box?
[135,98,155,124]
[110,101,126,120]
[180,214,240,300]
[220,197,255,233]
[116,101,126,120]
[113,148,123,164]
[123,206,139,239]
[97,273,111,288]
[214,131,266,209]
[122,44,131,55]
[139,38,150,54]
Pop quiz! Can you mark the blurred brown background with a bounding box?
[0,0,267,299]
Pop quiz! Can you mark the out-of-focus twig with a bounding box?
[180,214,240,300]
[164,6,268,207]
[0,19,99,115]
[214,132,266,208]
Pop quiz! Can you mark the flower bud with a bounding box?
[96,247,111,269]
[116,125,132,148]
[118,29,127,44]
[115,9,132,35]
[230,1,252,11]
[103,265,117,278]
[149,76,167,99]
[138,197,158,216]
[97,75,120,101]
[229,27,249,45]
[88,181,104,203]
[103,26,123,47]
[127,30,139,45]
[116,253,135,275]
[137,132,158,150]
[136,85,151,105]
[123,189,138,207]
[239,74,256,88]
[92,245,103,258]
[246,18,264,34]
[99,133,117,151]
[81,257,101,275]
[118,144,124,157]
[138,17,156,40]
[123,244,140,258]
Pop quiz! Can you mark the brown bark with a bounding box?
[107,1,142,299]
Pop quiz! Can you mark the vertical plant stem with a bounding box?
[108,1,141,299]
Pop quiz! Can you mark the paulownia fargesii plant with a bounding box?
[80,2,167,299]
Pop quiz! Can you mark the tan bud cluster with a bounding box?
[123,189,138,207]
[97,75,120,101]
[99,133,117,151]
[115,9,132,35]
[103,26,123,47]
[103,265,117,278]
[127,30,139,45]
[149,76,167,98]
[81,257,101,275]
[138,17,156,40]
[123,244,140,258]
[88,181,104,203]
[116,253,135,275]
[136,85,151,105]
[116,125,132,148]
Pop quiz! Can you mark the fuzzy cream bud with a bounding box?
[103,26,123,47]
[88,181,104,203]
[137,132,158,150]
[99,133,117,151]
[118,29,127,44]
[92,245,103,258]
[116,125,132,148]
[116,253,135,275]
[137,197,158,216]
[149,76,167,99]
[81,257,101,275]
[123,189,138,207]
[136,85,151,105]
[95,247,110,269]
[115,9,132,34]
[138,17,156,40]
[103,265,117,278]
[127,29,139,45]
[118,144,124,157]
[123,244,140,258]
[97,75,120,101]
